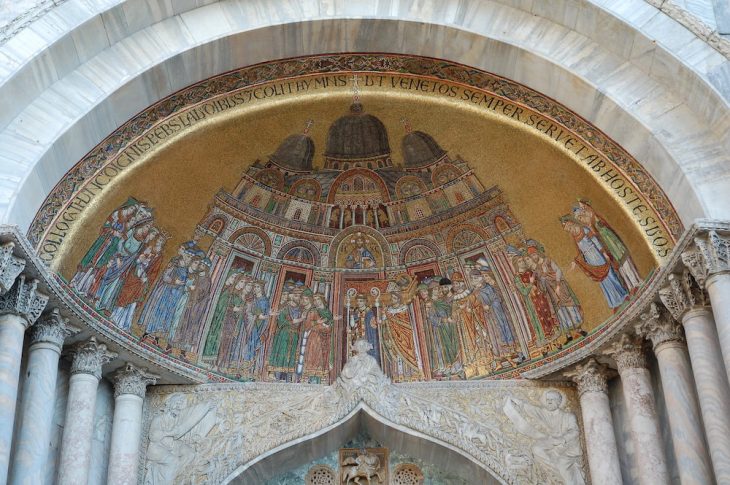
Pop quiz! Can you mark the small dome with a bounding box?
[324,103,391,161]
[401,131,447,168]
[269,134,314,171]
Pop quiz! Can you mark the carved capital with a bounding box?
[70,337,117,379]
[29,308,81,349]
[694,230,730,277]
[605,334,646,372]
[681,249,708,288]
[113,363,158,398]
[0,242,25,295]
[0,275,49,327]
[659,270,707,321]
[635,303,683,351]
[565,358,611,396]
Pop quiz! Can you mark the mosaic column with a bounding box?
[107,363,157,485]
[57,337,116,485]
[660,272,730,483]
[686,232,730,381]
[0,274,47,482]
[565,358,622,484]
[9,309,79,485]
[607,334,669,485]
[635,303,713,485]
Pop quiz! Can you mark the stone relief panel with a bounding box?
[141,340,585,484]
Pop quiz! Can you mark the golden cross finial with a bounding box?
[351,74,360,103]
[400,117,412,133]
[303,119,314,135]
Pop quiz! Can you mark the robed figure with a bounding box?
[268,286,305,380]
[422,281,460,373]
[298,291,335,383]
[242,281,271,373]
[201,273,239,359]
[469,270,516,356]
[171,259,213,355]
[351,294,380,365]
[513,255,558,342]
[380,287,422,381]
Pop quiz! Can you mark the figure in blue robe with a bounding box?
[138,255,189,335]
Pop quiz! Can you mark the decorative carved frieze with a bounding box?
[605,334,646,372]
[29,308,81,349]
[70,337,117,379]
[635,303,683,351]
[564,358,611,396]
[0,274,48,327]
[694,230,730,277]
[658,270,708,321]
[0,242,25,294]
[113,363,158,398]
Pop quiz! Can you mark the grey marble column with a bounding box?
[607,334,669,485]
[635,303,713,485]
[57,337,116,485]
[660,272,730,483]
[565,358,622,485]
[0,274,47,482]
[9,309,79,485]
[107,364,157,485]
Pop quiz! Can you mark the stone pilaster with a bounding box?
[660,271,730,483]
[0,274,47,482]
[635,303,713,485]
[57,338,116,485]
[565,358,622,484]
[0,242,25,295]
[107,364,158,485]
[606,334,669,485]
[692,231,730,382]
[9,309,79,485]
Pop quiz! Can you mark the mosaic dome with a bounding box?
[401,130,447,168]
[269,133,315,171]
[324,103,391,161]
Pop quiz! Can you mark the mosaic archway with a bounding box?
[276,239,322,266]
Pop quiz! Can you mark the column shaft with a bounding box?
[579,390,623,484]
[0,314,26,481]
[107,394,143,485]
[683,308,730,482]
[57,372,100,485]
[706,273,730,382]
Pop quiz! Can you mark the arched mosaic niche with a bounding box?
[33,54,680,384]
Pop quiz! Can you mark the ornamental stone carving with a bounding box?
[681,248,708,287]
[564,358,610,396]
[29,308,80,349]
[0,274,48,326]
[0,241,25,294]
[605,334,646,371]
[113,363,158,398]
[635,303,683,350]
[70,337,117,379]
[659,270,708,321]
[694,230,730,276]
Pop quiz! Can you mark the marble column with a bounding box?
[57,337,116,485]
[107,363,157,485]
[9,309,79,485]
[0,275,48,482]
[660,272,730,483]
[635,303,714,485]
[606,334,669,485]
[565,358,622,484]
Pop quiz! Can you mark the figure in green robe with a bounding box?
[202,273,239,358]
[268,288,305,379]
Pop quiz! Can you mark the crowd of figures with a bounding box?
[69,196,641,383]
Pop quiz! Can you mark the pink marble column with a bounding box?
[636,303,713,485]
[107,364,157,485]
[0,275,47,482]
[9,309,78,485]
[661,271,730,483]
[607,334,669,485]
[565,358,622,484]
[57,337,116,485]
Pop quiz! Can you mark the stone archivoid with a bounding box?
[66,98,645,385]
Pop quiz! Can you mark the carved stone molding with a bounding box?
[0,242,25,294]
[694,230,730,278]
[681,248,708,288]
[658,270,708,321]
[29,308,81,349]
[70,337,117,379]
[0,274,48,327]
[113,363,159,398]
[564,358,611,396]
[605,334,646,372]
[635,303,683,351]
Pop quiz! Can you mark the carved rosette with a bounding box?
[635,303,683,351]
[29,308,81,349]
[0,274,49,327]
[113,363,158,398]
[658,270,707,321]
[694,230,730,277]
[565,358,610,396]
[0,242,25,294]
[70,337,117,379]
[605,334,646,372]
